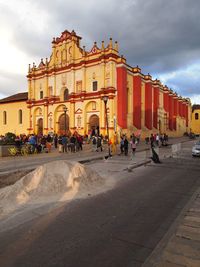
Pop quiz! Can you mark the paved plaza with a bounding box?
[0,136,200,266]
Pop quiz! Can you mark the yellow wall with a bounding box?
[191,109,200,134]
[0,101,29,135]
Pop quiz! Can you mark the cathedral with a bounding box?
[0,30,191,138]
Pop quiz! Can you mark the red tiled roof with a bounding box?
[0,92,28,103]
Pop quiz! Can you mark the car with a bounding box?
[192,141,200,157]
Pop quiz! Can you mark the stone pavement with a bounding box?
[142,187,200,267]
[141,137,200,267]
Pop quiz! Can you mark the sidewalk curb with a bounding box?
[124,159,152,172]
[79,156,104,164]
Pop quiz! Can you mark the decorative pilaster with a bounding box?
[44,105,48,134]
[70,102,75,129]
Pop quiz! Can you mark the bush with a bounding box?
[0,132,16,145]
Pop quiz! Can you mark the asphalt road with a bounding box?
[0,143,200,267]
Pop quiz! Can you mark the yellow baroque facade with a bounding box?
[191,105,200,135]
[0,30,192,138]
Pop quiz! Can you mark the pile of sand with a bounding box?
[0,160,105,216]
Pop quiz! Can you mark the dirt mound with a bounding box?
[0,170,32,189]
[0,160,105,215]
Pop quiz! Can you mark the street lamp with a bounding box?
[63,106,68,135]
[102,96,112,157]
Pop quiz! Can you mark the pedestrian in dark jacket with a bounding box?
[120,136,124,154]
[124,136,129,156]
[61,135,68,153]
[54,134,58,149]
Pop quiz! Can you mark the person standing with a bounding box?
[97,136,103,152]
[61,135,68,153]
[92,136,97,152]
[120,136,124,155]
[70,135,76,152]
[58,135,63,153]
[130,135,137,160]
[156,133,160,147]
[124,136,129,156]
[54,134,58,149]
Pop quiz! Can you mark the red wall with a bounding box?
[145,82,153,129]
[169,95,174,130]
[153,86,159,129]
[186,105,188,127]
[182,103,187,122]
[173,98,178,130]
[133,75,142,129]
[178,101,182,117]
[164,92,169,113]
[164,92,169,129]
[117,67,127,128]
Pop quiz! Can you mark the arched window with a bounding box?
[64,88,69,101]
[3,111,7,125]
[40,90,43,99]
[19,109,22,124]
[92,81,98,91]
[195,113,199,120]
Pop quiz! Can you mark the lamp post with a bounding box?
[63,106,68,135]
[102,96,112,157]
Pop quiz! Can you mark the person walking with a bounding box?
[150,133,154,148]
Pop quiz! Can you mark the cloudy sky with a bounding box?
[0,0,200,103]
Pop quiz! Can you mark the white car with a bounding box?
[192,141,200,157]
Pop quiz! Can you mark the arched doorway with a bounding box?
[59,113,69,135]
[37,118,43,135]
[89,114,99,135]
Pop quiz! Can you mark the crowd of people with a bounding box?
[0,133,85,154]
[0,130,169,159]
[145,133,168,147]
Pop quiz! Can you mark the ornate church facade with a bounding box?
[0,30,191,138]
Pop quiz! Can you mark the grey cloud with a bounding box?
[0,72,27,96]
[8,0,200,73]
[160,73,200,98]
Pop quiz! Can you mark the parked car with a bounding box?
[192,141,200,157]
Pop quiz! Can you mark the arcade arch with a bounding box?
[84,101,100,135]
[33,107,43,134]
[54,105,70,134]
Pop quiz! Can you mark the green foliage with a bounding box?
[0,132,16,145]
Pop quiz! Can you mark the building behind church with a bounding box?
[0,30,191,138]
